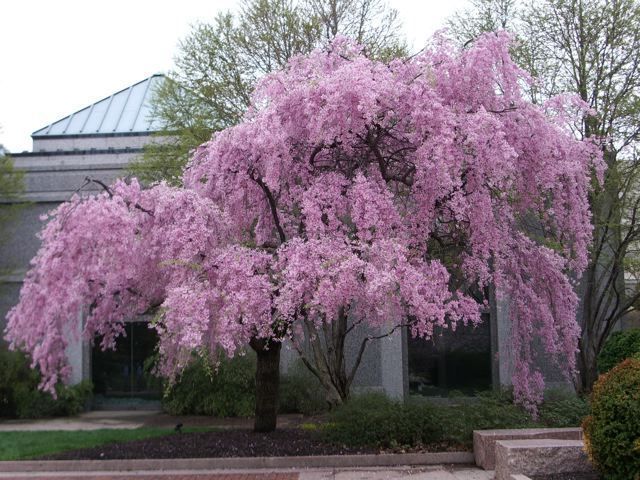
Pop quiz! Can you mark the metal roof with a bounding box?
[33,75,165,137]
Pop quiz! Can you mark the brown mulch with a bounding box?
[39,428,377,460]
[532,473,601,480]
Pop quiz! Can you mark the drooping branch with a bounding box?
[85,177,155,217]
[248,169,286,244]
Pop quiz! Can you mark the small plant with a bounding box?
[597,328,640,373]
[583,358,640,480]
[162,352,255,417]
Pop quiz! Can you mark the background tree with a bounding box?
[0,141,25,256]
[448,0,517,40]
[6,35,599,430]
[449,0,640,393]
[129,0,407,185]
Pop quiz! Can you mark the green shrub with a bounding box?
[162,353,255,417]
[279,361,328,416]
[323,391,535,449]
[538,388,590,428]
[323,388,587,450]
[14,381,93,419]
[597,328,640,373]
[323,393,438,448]
[583,358,640,480]
[428,391,534,447]
[0,350,93,419]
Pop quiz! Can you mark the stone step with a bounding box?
[473,427,582,470]
[494,439,595,480]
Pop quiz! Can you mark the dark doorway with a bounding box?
[92,322,161,400]
[408,314,492,396]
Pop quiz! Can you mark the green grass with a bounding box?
[0,427,207,461]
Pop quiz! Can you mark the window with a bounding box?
[408,313,492,396]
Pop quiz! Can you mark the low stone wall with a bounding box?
[473,427,582,470]
[495,439,595,480]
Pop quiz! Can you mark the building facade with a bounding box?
[0,75,165,399]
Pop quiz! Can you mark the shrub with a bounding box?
[279,360,328,416]
[14,381,93,419]
[429,391,534,447]
[162,353,255,417]
[583,358,640,480]
[323,388,587,450]
[323,391,535,449]
[538,388,590,428]
[323,393,438,448]
[597,328,640,373]
[0,350,92,419]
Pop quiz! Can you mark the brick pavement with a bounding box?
[8,475,299,480]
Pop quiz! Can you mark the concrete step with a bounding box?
[473,427,582,470]
[494,439,595,480]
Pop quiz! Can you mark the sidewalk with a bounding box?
[0,466,493,479]
[0,410,305,431]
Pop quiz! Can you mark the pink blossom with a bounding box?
[6,33,602,410]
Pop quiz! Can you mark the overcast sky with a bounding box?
[0,0,469,153]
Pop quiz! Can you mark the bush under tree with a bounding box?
[0,350,92,419]
[162,353,256,417]
[323,390,589,450]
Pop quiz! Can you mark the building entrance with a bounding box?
[92,321,161,401]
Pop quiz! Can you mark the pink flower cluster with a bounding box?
[6,32,601,409]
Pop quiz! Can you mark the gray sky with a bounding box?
[0,0,469,153]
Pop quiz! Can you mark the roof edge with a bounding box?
[32,74,165,137]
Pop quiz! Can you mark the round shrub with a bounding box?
[583,358,640,480]
[597,328,640,373]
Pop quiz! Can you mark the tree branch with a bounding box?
[249,169,286,244]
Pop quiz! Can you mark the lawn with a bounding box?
[0,427,205,461]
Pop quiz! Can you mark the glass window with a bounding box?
[408,313,492,396]
[92,321,161,399]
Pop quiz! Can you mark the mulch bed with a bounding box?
[532,473,601,480]
[39,428,378,460]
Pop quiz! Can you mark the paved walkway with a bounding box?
[0,410,306,432]
[0,467,493,479]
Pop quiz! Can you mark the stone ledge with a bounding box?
[473,427,582,470]
[495,439,594,480]
[0,452,474,472]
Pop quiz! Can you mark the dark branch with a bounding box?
[85,177,154,217]
[249,169,286,244]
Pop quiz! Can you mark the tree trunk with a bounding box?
[576,334,600,394]
[249,337,281,432]
[574,149,624,394]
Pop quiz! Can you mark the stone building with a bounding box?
[0,75,165,401]
[0,75,524,406]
